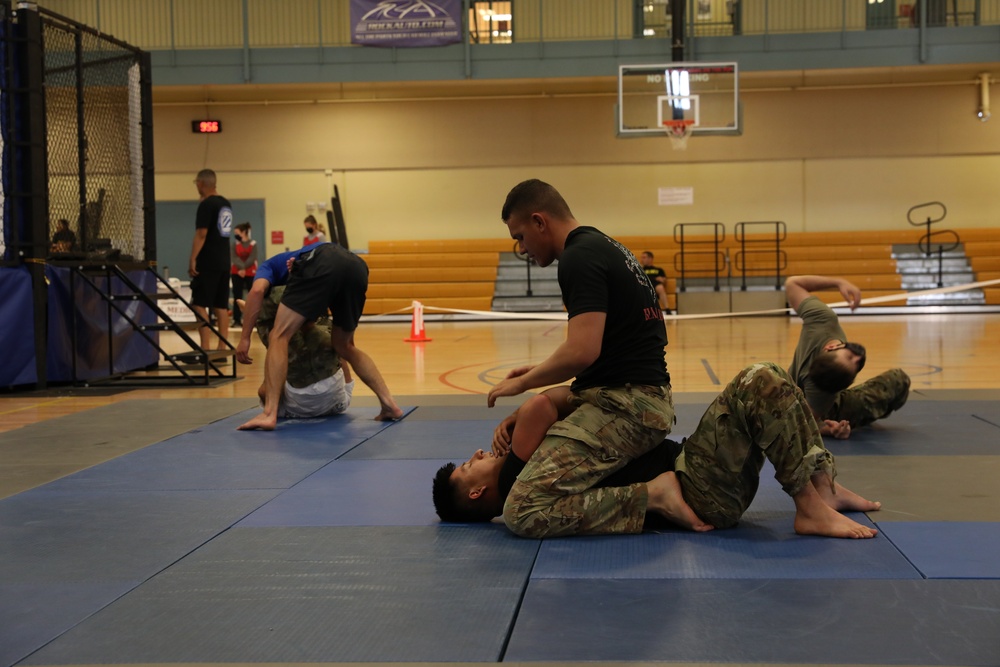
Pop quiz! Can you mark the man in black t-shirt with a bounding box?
[487,179,674,538]
[640,250,671,313]
[189,168,233,350]
[435,363,880,540]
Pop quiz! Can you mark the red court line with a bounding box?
[439,363,488,394]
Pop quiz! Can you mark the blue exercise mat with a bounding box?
[878,521,1000,579]
[825,409,1000,456]
[531,509,914,580]
[0,581,135,667]
[504,578,1000,665]
[340,419,496,459]
[0,488,277,667]
[47,407,412,491]
[22,526,539,665]
[239,459,457,527]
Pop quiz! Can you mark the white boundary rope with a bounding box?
[370,278,1000,323]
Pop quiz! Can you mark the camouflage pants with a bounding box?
[256,285,340,388]
[675,362,836,529]
[502,384,674,538]
[827,368,910,428]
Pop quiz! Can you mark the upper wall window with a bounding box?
[470,1,512,43]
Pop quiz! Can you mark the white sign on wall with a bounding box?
[658,187,694,206]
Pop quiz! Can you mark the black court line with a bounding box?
[701,358,721,385]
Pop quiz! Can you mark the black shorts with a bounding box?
[190,270,230,309]
[280,244,368,332]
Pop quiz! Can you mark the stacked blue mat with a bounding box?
[1,401,998,666]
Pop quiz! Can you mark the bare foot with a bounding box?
[794,502,878,539]
[812,477,881,513]
[645,472,714,532]
[375,404,405,421]
[237,413,277,431]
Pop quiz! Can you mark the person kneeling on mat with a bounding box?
[433,362,880,540]
[240,286,354,419]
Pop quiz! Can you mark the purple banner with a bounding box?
[351,0,462,47]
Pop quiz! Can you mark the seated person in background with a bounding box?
[239,285,354,419]
[639,250,671,313]
[785,275,910,440]
[50,219,76,253]
[434,362,880,540]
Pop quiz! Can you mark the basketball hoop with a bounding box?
[663,119,695,151]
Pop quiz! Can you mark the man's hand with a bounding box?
[286,257,295,272]
[492,412,517,456]
[188,259,198,278]
[487,366,534,408]
[821,419,852,439]
[838,281,862,311]
[236,337,253,364]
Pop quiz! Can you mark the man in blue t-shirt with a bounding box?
[487,179,673,538]
[235,243,402,430]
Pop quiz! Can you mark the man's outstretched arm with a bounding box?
[236,277,271,364]
[487,311,605,406]
[785,275,861,313]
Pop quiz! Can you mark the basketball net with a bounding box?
[663,120,695,151]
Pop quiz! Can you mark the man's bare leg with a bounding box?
[792,473,878,539]
[213,307,230,349]
[238,305,306,431]
[192,305,212,349]
[645,472,714,532]
[332,329,403,421]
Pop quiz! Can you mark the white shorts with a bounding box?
[276,368,354,419]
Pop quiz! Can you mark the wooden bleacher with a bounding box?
[363,239,509,315]
[360,228,1000,315]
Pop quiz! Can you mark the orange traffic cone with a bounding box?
[405,300,432,342]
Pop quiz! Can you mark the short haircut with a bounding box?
[195,169,217,186]
[501,179,573,223]
[808,342,866,393]
[642,251,654,258]
[432,463,497,523]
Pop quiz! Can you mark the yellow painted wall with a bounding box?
[153,76,1000,257]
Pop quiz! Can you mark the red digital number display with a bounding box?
[191,120,222,134]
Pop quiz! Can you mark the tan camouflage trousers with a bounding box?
[827,368,910,429]
[256,285,340,388]
[675,362,836,529]
[502,384,674,538]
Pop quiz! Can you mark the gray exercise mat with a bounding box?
[22,526,540,664]
[834,455,1000,522]
[505,578,1000,665]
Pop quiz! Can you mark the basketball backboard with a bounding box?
[617,62,740,137]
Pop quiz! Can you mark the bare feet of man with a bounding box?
[237,413,277,431]
[812,476,882,513]
[376,404,405,421]
[646,472,714,532]
[793,482,878,539]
